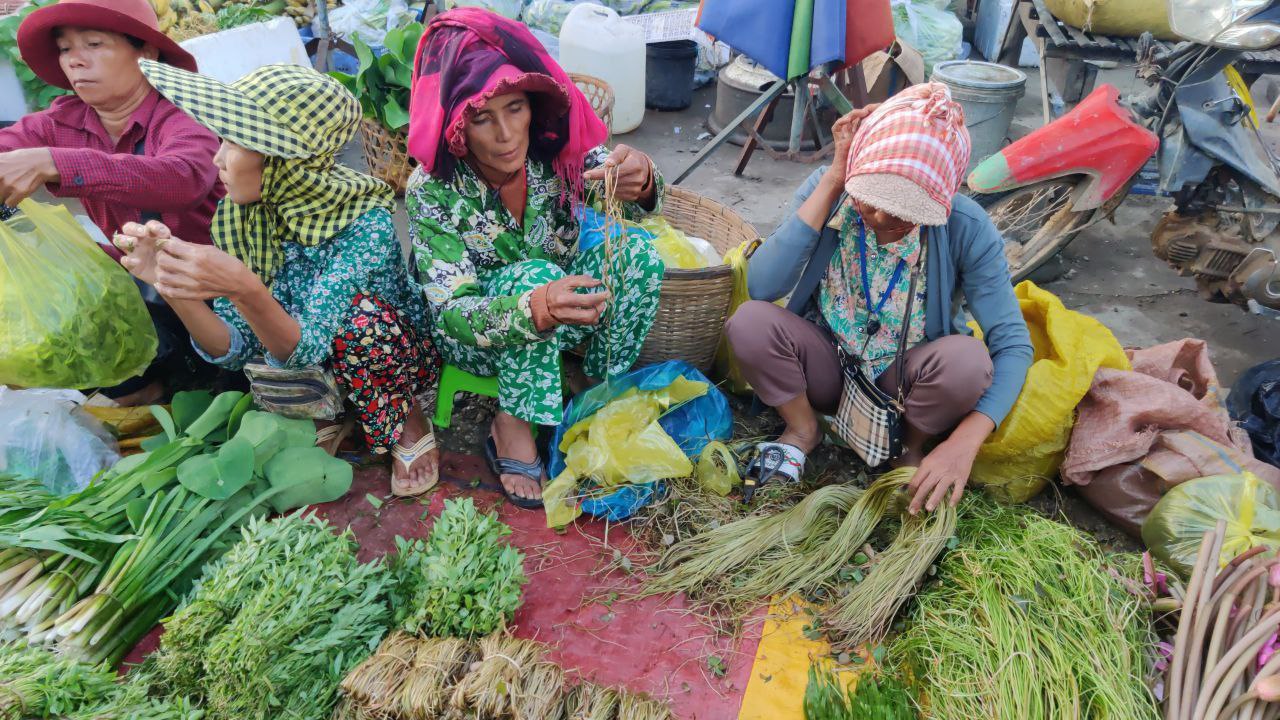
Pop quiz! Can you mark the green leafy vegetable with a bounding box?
[803,664,917,720]
[389,497,527,638]
[0,641,117,719]
[0,0,71,111]
[329,22,423,131]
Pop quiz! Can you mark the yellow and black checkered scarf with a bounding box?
[140,61,395,283]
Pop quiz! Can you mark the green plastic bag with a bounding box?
[0,200,156,389]
[1141,472,1280,578]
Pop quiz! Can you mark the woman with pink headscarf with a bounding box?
[726,84,1033,514]
[405,8,665,510]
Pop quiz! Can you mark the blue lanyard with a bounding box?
[855,215,907,334]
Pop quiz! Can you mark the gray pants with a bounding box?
[725,301,994,436]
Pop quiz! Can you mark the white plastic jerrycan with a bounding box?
[559,3,646,134]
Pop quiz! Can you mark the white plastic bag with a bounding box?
[891,0,963,75]
[0,388,119,496]
[444,0,524,18]
[321,0,416,47]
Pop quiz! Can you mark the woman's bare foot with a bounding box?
[392,405,440,497]
[492,411,543,501]
[110,380,165,408]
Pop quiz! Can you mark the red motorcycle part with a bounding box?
[967,84,1159,211]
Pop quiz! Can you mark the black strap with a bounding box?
[785,194,848,315]
[890,232,925,403]
[132,138,162,225]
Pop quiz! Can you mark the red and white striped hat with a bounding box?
[844,82,971,227]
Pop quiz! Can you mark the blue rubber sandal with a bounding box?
[485,435,545,510]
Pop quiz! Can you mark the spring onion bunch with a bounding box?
[0,640,117,719]
[889,498,1158,720]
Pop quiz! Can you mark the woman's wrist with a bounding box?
[530,286,557,332]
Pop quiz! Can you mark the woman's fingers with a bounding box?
[144,220,172,239]
[925,475,954,513]
[908,467,937,515]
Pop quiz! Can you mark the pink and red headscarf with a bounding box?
[843,82,971,227]
[408,7,608,203]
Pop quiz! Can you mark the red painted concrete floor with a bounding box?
[126,451,762,719]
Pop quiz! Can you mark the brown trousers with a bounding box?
[725,301,994,436]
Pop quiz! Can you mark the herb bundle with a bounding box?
[389,497,527,638]
[0,641,116,719]
[802,664,916,720]
[889,499,1158,720]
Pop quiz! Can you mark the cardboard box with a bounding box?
[861,40,925,104]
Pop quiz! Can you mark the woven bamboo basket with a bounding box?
[635,187,759,372]
[358,119,415,195]
[570,73,615,136]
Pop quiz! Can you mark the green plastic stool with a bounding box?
[433,364,500,429]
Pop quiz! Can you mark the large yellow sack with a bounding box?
[714,240,759,396]
[1044,0,1177,41]
[971,282,1131,503]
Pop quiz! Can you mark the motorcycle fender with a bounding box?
[1175,76,1280,198]
[967,84,1158,211]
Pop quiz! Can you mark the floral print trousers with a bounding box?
[330,294,441,452]
[433,237,665,426]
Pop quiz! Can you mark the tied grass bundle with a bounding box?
[825,487,958,651]
[889,498,1158,720]
[339,632,418,712]
[396,637,474,720]
[644,483,864,607]
[449,634,544,717]
[569,683,620,720]
[802,664,916,720]
[510,661,567,720]
[390,498,526,639]
[0,641,116,720]
[616,689,675,720]
[65,681,204,720]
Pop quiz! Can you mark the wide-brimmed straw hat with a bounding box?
[17,0,197,90]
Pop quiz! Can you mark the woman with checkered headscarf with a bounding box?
[725,83,1033,513]
[113,61,443,498]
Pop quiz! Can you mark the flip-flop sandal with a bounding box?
[315,416,357,456]
[485,435,545,510]
[391,431,439,498]
[741,442,807,503]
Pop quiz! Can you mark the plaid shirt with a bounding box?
[0,90,223,261]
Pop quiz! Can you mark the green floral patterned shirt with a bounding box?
[195,209,428,370]
[819,205,928,378]
[406,145,663,349]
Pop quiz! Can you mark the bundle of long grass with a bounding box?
[397,637,474,720]
[449,634,545,717]
[569,683,620,720]
[644,482,865,606]
[339,632,418,712]
[617,689,675,720]
[889,498,1158,720]
[825,496,957,651]
[509,660,567,720]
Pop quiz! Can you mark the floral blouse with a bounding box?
[406,145,664,349]
[819,205,928,378]
[195,209,428,370]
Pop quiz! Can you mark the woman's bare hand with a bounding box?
[583,144,654,203]
[534,275,611,330]
[823,103,882,187]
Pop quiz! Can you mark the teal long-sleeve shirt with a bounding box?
[747,168,1034,428]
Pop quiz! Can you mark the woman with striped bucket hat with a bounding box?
[114,61,442,497]
[726,83,1033,513]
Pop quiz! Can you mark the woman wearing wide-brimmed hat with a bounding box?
[726,83,1033,514]
[115,62,442,498]
[0,0,225,406]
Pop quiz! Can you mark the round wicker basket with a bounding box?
[358,119,415,196]
[635,187,759,372]
[570,73,615,135]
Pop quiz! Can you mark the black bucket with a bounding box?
[645,40,698,111]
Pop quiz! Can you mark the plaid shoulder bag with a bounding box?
[829,232,925,468]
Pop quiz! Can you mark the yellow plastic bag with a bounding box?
[0,200,156,389]
[970,281,1130,502]
[639,216,707,270]
[1142,472,1280,577]
[544,378,707,528]
[713,240,759,395]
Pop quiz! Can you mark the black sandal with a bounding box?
[741,442,807,503]
[485,435,545,510]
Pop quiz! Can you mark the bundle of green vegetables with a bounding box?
[803,664,917,720]
[0,391,354,666]
[0,641,116,719]
[388,497,527,638]
[147,512,391,720]
[888,499,1159,720]
[645,468,956,647]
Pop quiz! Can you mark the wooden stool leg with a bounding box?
[735,92,784,176]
